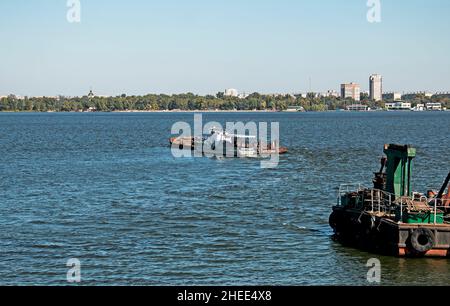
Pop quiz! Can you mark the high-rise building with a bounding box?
[369,74,383,101]
[341,83,361,101]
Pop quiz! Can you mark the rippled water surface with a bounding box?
[0,111,449,285]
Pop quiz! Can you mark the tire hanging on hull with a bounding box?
[409,228,435,254]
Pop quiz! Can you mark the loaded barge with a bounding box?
[170,128,288,158]
[330,144,450,257]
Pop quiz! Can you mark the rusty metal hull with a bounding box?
[169,137,288,156]
[330,206,450,258]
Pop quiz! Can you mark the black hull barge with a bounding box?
[330,144,450,257]
[170,128,288,157]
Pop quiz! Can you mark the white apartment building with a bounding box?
[369,74,383,101]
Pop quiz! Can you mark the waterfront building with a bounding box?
[412,104,425,111]
[85,107,97,112]
[341,83,361,101]
[286,106,305,112]
[426,102,442,111]
[385,101,412,111]
[347,104,368,111]
[369,74,383,101]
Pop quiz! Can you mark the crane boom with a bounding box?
[437,172,450,199]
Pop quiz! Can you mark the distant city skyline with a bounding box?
[1,0,450,96]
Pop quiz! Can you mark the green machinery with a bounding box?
[382,144,444,224]
[383,144,416,198]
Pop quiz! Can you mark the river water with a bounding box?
[0,111,449,285]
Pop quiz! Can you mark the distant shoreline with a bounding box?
[0,110,294,114]
[113,110,282,113]
[1,109,449,114]
[2,93,448,113]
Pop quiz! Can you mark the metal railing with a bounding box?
[337,184,449,225]
[337,183,366,206]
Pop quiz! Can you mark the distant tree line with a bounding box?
[0,92,449,112]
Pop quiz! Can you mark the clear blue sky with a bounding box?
[1,0,449,96]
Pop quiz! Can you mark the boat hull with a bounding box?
[330,206,450,257]
[169,137,288,157]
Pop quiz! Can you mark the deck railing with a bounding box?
[337,183,366,206]
[337,184,448,225]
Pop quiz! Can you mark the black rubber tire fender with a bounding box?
[329,211,339,230]
[410,228,435,254]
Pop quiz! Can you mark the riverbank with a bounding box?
[113,109,282,113]
[2,92,448,114]
[1,109,449,114]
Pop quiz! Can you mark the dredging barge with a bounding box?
[170,128,288,158]
[330,144,450,257]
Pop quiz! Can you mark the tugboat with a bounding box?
[330,144,450,257]
[170,128,288,158]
